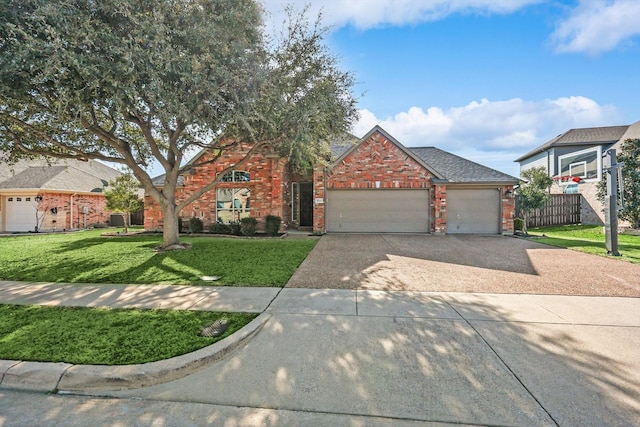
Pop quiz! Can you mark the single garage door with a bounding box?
[327,189,429,233]
[446,188,500,234]
[4,196,38,232]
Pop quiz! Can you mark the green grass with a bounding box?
[0,304,256,365]
[526,225,640,264]
[0,229,317,286]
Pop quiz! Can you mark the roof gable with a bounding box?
[331,125,444,179]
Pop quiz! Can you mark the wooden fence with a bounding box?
[515,194,582,228]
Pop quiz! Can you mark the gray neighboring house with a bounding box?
[0,158,121,232]
[514,120,640,225]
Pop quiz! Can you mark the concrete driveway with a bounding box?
[287,234,640,297]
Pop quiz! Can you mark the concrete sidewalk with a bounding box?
[2,282,639,425]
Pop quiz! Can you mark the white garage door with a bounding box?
[446,188,500,234]
[327,189,429,233]
[4,196,38,232]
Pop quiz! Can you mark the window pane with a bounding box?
[216,187,250,223]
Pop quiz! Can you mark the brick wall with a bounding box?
[322,130,436,232]
[38,192,112,231]
[144,145,290,231]
[501,186,516,234]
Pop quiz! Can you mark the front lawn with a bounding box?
[0,229,318,286]
[526,225,640,264]
[0,304,256,365]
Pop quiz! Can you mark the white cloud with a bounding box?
[260,0,541,31]
[353,96,621,177]
[551,0,640,54]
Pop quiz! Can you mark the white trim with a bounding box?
[557,146,602,184]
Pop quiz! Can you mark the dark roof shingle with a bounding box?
[411,147,519,183]
[515,125,629,162]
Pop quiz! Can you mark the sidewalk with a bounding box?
[1,282,640,425]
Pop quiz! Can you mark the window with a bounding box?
[558,147,601,183]
[216,188,251,223]
[221,170,250,182]
[564,183,579,194]
[16,197,22,202]
[8,197,13,202]
[25,197,31,202]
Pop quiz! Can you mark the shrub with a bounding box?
[240,217,258,236]
[91,222,108,229]
[265,215,281,236]
[188,217,203,233]
[229,221,242,236]
[514,217,525,231]
[210,223,231,234]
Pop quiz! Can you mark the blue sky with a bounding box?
[261,0,640,177]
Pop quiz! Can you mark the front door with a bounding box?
[299,182,313,227]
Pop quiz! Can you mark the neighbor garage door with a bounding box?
[446,188,500,234]
[4,196,38,232]
[327,189,429,233]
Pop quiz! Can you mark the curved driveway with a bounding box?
[287,234,640,297]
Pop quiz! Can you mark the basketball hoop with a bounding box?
[571,176,581,183]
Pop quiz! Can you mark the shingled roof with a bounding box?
[331,126,518,184]
[410,147,519,184]
[0,159,120,193]
[514,125,630,162]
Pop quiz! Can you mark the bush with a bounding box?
[91,222,107,229]
[240,217,258,236]
[229,221,242,236]
[188,217,203,233]
[210,223,232,234]
[265,215,281,236]
[514,217,525,231]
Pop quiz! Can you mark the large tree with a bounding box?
[0,0,357,248]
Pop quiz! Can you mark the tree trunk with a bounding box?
[161,202,181,248]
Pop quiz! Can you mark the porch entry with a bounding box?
[292,182,314,227]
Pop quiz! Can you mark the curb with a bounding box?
[0,312,271,393]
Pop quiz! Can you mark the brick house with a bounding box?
[144,126,518,234]
[0,158,121,232]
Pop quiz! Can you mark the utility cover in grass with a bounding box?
[201,319,228,337]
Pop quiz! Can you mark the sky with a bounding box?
[260,0,640,178]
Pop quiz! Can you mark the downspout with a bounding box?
[70,193,76,230]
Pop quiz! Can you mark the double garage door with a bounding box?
[327,189,430,233]
[3,196,38,232]
[326,188,501,234]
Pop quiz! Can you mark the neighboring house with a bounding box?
[0,158,121,232]
[144,126,519,234]
[515,121,640,225]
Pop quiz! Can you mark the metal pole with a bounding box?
[604,149,620,256]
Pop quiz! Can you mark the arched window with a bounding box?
[221,170,250,182]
